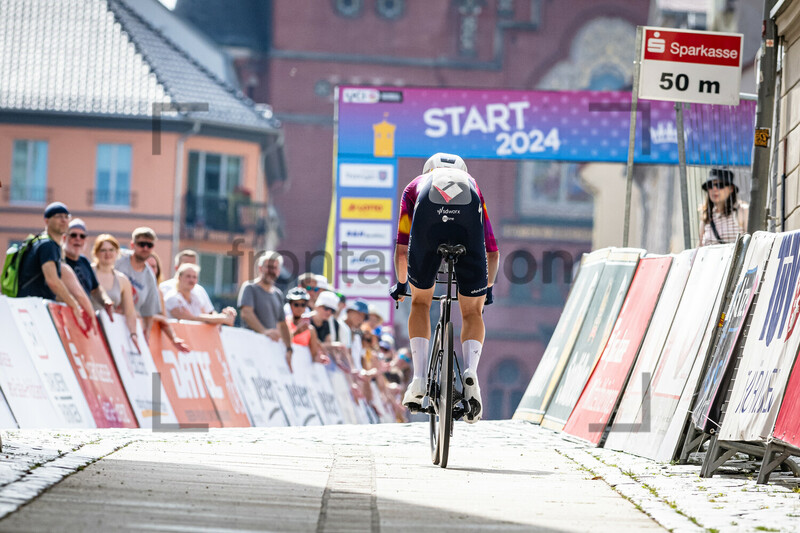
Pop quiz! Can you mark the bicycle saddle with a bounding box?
[437,244,466,259]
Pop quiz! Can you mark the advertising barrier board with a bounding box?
[563,256,672,444]
[48,302,137,428]
[620,244,735,461]
[692,233,775,432]
[5,297,96,428]
[773,355,800,450]
[542,249,643,430]
[720,231,800,442]
[99,313,178,428]
[513,248,609,422]
[0,387,16,428]
[0,297,67,427]
[311,363,346,425]
[329,369,360,424]
[605,249,696,451]
[274,349,322,426]
[219,327,289,427]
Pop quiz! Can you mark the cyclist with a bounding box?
[390,153,499,423]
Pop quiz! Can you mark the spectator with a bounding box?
[159,250,214,312]
[146,251,165,285]
[17,202,87,330]
[309,290,342,344]
[63,218,114,318]
[91,234,141,352]
[367,304,385,333]
[238,251,294,368]
[164,264,236,326]
[699,168,749,246]
[335,292,347,318]
[340,299,369,371]
[115,227,163,339]
[285,287,326,363]
[297,272,319,306]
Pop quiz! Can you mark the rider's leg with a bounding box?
[457,294,485,372]
[457,293,485,422]
[408,284,435,379]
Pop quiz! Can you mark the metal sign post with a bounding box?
[675,102,691,249]
[623,26,643,248]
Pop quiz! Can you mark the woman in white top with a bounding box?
[164,263,236,326]
[698,168,748,247]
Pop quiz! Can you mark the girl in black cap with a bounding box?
[699,168,748,246]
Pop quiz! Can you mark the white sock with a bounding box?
[410,337,429,380]
[463,340,482,373]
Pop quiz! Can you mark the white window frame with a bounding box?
[94,143,132,209]
[10,140,48,205]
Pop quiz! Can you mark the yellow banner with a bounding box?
[339,197,393,220]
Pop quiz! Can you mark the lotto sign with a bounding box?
[639,27,743,105]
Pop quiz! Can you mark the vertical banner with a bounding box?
[48,303,137,428]
[542,249,644,431]
[720,230,800,442]
[513,248,610,422]
[219,327,289,427]
[99,313,179,428]
[0,297,65,427]
[605,249,696,451]
[692,232,775,432]
[5,297,95,428]
[619,244,735,461]
[564,256,672,444]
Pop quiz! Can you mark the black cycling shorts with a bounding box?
[407,174,488,296]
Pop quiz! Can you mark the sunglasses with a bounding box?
[69,232,86,239]
[291,302,307,308]
[321,306,335,313]
[305,286,320,292]
[707,181,728,190]
[135,241,154,249]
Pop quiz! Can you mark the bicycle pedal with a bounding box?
[405,402,423,413]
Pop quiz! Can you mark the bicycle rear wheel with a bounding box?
[437,321,454,468]
[428,322,442,465]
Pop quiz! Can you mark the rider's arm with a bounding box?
[394,244,408,284]
[479,191,500,287]
[487,250,499,287]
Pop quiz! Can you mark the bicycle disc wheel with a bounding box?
[428,323,442,465]
[438,321,454,468]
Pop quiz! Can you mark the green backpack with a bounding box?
[1,233,44,297]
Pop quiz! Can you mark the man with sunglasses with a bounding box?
[16,202,88,331]
[116,227,162,336]
[63,219,114,319]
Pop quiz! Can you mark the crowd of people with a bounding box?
[11,201,413,422]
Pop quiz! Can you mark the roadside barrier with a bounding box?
[515,231,800,486]
[0,296,393,431]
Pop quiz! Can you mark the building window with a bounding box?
[186,151,245,232]
[376,0,404,20]
[333,0,363,18]
[10,140,48,204]
[95,144,132,207]
[198,252,237,301]
[517,161,593,219]
[487,358,528,420]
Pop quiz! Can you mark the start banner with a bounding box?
[48,303,137,428]
[542,248,643,431]
[99,312,179,428]
[692,233,775,432]
[720,231,800,442]
[513,248,609,422]
[5,297,95,428]
[563,255,672,444]
[621,244,735,461]
[605,249,696,451]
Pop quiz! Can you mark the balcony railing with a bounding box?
[4,185,52,204]
[183,193,269,239]
[87,189,138,208]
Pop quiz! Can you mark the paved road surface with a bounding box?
[0,422,663,532]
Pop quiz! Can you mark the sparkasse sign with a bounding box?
[638,27,743,105]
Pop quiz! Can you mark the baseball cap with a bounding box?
[315,274,330,290]
[368,304,385,322]
[68,218,87,232]
[378,334,395,351]
[44,202,70,219]
[286,287,310,301]
[315,290,340,311]
[346,299,369,316]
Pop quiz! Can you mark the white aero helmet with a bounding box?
[423,152,467,174]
